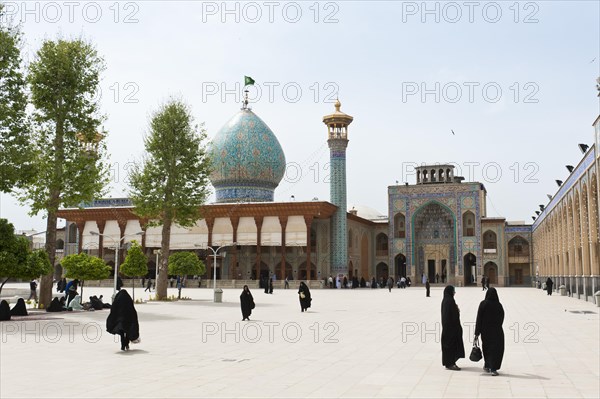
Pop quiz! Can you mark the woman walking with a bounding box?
[441,285,465,370]
[475,287,505,376]
[106,290,140,351]
[298,282,312,312]
[240,285,254,321]
[545,277,554,295]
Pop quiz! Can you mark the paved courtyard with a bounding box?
[1,283,598,398]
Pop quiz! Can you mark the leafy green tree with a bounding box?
[0,4,33,192]
[120,240,148,300]
[19,39,109,308]
[0,219,53,295]
[168,251,205,299]
[129,99,212,300]
[61,252,111,298]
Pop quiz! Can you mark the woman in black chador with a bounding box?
[10,298,28,316]
[441,285,465,370]
[240,285,254,321]
[545,277,554,295]
[0,300,11,321]
[475,287,505,376]
[106,290,139,351]
[298,282,312,312]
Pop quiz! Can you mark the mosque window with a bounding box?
[376,233,388,256]
[394,213,406,238]
[483,230,497,250]
[68,224,78,243]
[508,236,530,257]
[462,211,475,236]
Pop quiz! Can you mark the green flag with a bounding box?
[244,76,255,86]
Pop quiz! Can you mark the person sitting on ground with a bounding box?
[68,295,83,311]
[99,295,111,309]
[46,297,64,312]
[0,300,11,320]
[10,298,28,316]
[90,296,104,310]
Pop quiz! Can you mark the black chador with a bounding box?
[240,285,254,321]
[0,300,11,321]
[475,287,505,373]
[298,282,312,312]
[441,285,465,369]
[10,298,28,316]
[106,290,139,351]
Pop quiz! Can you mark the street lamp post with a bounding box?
[90,231,144,298]
[196,243,236,302]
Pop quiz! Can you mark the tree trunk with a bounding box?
[132,278,135,301]
[40,207,59,308]
[80,280,84,299]
[0,277,10,296]
[40,106,64,309]
[178,276,182,299]
[156,215,172,300]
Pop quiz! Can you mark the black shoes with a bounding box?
[445,365,461,371]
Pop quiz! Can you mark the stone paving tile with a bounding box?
[1,284,598,398]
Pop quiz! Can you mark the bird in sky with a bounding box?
[451,129,455,135]
[590,58,596,63]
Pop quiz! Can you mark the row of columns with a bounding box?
[74,215,316,280]
[534,179,600,300]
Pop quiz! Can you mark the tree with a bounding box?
[61,253,111,298]
[129,99,212,300]
[19,39,109,308]
[0,4,33,192]
[168,251,205,299]
[0,219,53,295]
[120,240,148,301]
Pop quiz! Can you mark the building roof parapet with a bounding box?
[532,145,596,231]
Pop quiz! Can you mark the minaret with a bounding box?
[323,100,353,278]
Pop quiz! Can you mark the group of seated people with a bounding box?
[0,298,29,320]
[46,294,111,312]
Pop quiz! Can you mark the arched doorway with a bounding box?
[395,253,407,278]
[375,262,388,281]
[508,236,530,286]
[252,261,269,283]
[484,261,498,285]
[413,202,456,284]
[463,253,476,285]
[299,261,316,280]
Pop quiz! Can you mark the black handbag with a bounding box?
[470,336,483,362]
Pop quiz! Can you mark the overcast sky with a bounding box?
[1,0,599,231]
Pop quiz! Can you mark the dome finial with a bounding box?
[242,89,251,110]
[335,98,341,112]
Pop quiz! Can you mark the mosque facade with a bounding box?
[55,101,599,299]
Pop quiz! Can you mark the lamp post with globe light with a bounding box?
[90,231,144,298]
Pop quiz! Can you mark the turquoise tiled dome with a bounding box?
[209,109,286,203]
